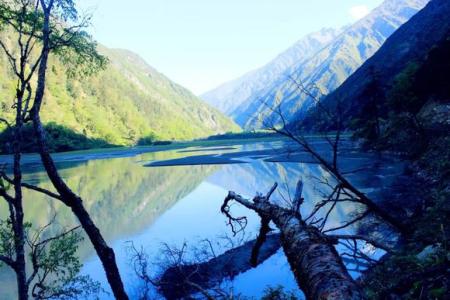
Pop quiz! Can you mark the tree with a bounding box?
[0,1,128,299]
[0,219,102,299]
[217,77,407,299]
[222,182,370,300]
[351,67,384,144]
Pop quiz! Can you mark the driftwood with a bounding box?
[222,182,365,300]
[158,180,368,299]
[158,234,281,299]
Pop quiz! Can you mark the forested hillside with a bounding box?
[0,36,239,150]
[302,0,450,139]
[288,1,449,297]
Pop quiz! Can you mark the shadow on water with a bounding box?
[0,149,220,298]
[0,139,408,299]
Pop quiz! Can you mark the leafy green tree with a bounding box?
[0,122,113,154]
[351,67,385,144]
[0,0,127,299]
[0,220,102,299]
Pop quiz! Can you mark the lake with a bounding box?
[0,138,405,299]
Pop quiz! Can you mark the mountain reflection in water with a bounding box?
[0,140,405,299]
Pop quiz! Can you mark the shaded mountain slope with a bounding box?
[303,0,450,129]
[202,0,428,130]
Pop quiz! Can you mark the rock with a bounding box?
[416,244,441,261]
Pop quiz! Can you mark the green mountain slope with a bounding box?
[0,41,239,146]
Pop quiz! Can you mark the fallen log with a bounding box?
[158,234,281,299]
[222,182,365,300]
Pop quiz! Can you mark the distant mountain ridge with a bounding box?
[202,0,429,129]
[304,0,450,127]
[0,39,239,145]
[201,28,341,114]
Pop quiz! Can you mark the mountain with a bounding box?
[304,0,450,129]
[0,41,240,146]
[202,0,429,129]
[201,28,341,114]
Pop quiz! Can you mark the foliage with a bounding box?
[0,122,114,154]
[261,286,299,300]
[357,40,450,295]
[350,38,450,158]
[386,63,421,114]
[0,33,239,146]
[0,219,102,299]
[152,141,172,146]
[363,187,450,299]
[30,229,102,300]
[0,219,18,267]
[350,67,384,144]
[136,134,156,146]
[53,29,108,78]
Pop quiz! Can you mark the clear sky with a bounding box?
[79,0,383,95]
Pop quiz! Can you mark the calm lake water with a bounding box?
[0,139,405,299]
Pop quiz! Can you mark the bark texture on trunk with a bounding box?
[13,88,28,300]
[31,116,128,300]
[273,210,364,300]
[28,10,128,299]
[224,190,364,300]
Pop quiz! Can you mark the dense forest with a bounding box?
[0,34,238,152]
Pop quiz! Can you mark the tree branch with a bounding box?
[327,234,393,253]
[1,172,63,202]
[0,255,16,269]
[250,216,272,267]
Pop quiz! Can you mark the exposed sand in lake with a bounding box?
[145,154,248,167]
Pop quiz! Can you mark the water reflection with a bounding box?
[0,151,220,298]
[0,141,404,299]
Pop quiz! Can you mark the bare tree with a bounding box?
[127,240,241,300]
[222,181,374,300]
[0,1,128,298]
[217,77,405,299]
[257,76,407,234]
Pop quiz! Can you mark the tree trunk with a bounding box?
[14,209,28,300]
[30,116,128,299]
[29,13,128,298]
[70,200,127,298]
[14,204,27,300]
[272,210,364,300]
[224,191,364,300]
[13,94,28,300]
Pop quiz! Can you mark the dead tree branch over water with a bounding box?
[221,182,365,300]
[215,76,406,299]
[258,76,407,234]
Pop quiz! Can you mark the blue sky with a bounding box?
[79,0,383,94]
